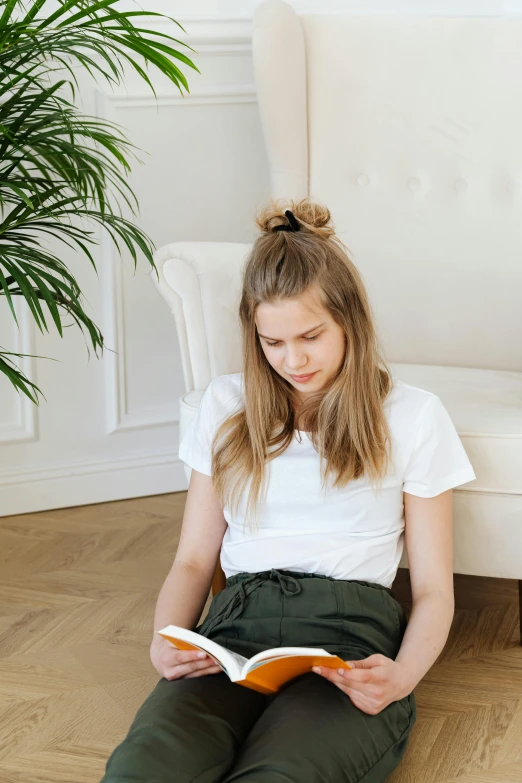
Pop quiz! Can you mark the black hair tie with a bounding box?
[273,209,300,232]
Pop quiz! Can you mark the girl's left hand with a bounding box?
[312,654,410,715]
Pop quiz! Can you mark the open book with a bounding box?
[157,624,354,695]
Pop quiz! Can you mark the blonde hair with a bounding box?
[210,197,394,533]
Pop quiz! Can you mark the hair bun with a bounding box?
[255,197,336,239]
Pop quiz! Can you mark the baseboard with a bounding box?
[0,449,188,517]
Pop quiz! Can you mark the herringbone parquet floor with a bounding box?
[0,492,521,782]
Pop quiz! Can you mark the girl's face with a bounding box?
[255,286,346,401]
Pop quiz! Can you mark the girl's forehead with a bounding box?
[256,293,327,321]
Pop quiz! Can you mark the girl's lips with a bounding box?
[290,372,316,382]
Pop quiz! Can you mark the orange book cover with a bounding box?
[157,624,354,695]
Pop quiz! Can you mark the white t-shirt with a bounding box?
[178,372,476,588]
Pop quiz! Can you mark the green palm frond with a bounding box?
[0,0,199,402]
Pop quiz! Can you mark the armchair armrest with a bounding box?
[150,243,249,600]
[151,241,252,393]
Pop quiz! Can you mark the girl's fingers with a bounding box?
[184,665,222,678]
[170,650,207,664]
[164,659,215,680]
[314,666,367,692]
[313,667,353,692]
[312,668,382,714]
[313,666,343,682]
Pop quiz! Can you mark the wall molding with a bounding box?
[96,89,180,434]
[0,299,38,444]
[0,446,178,486]
[96,85,255,433]
[99,210,179,434]
[100,84,257,108]
[143,15,252,53]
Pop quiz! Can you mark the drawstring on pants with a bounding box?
[201,569,302,639]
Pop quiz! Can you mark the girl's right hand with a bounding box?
[150,635,222,680]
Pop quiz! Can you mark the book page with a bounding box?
[246,647,331,669]
[221,648,249,671]
[157,625,248,679]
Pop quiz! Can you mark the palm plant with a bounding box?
[0,0,200,403]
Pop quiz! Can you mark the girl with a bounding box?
[100,198,476,783]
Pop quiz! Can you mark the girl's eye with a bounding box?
[265,335,319,347]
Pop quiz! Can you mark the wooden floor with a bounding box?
[0,493,521,783]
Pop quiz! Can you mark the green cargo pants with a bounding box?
[100,568,416,783]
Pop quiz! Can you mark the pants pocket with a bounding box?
[396,690,416,732]
[336,583,402,660]
[195,588,230,635]
[396,695,411,721]
[388,595,403,638]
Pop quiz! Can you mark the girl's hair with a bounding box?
[210,197,394,534]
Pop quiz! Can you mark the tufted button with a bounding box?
[454,178,468,192]
[407,177,421,191]
[507,180,520,195]
[356,173,369,186]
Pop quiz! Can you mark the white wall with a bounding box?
[0,10,270,515]
[0,0,518,516]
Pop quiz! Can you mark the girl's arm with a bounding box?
[153,560,216,635]
[153,468,227,635]
[395,489,455,690]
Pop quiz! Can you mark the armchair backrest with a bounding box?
[253,1,522,371]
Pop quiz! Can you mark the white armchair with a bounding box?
[152,0,522,637]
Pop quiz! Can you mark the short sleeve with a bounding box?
[178,383,214,476]
[403,394,476,498]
